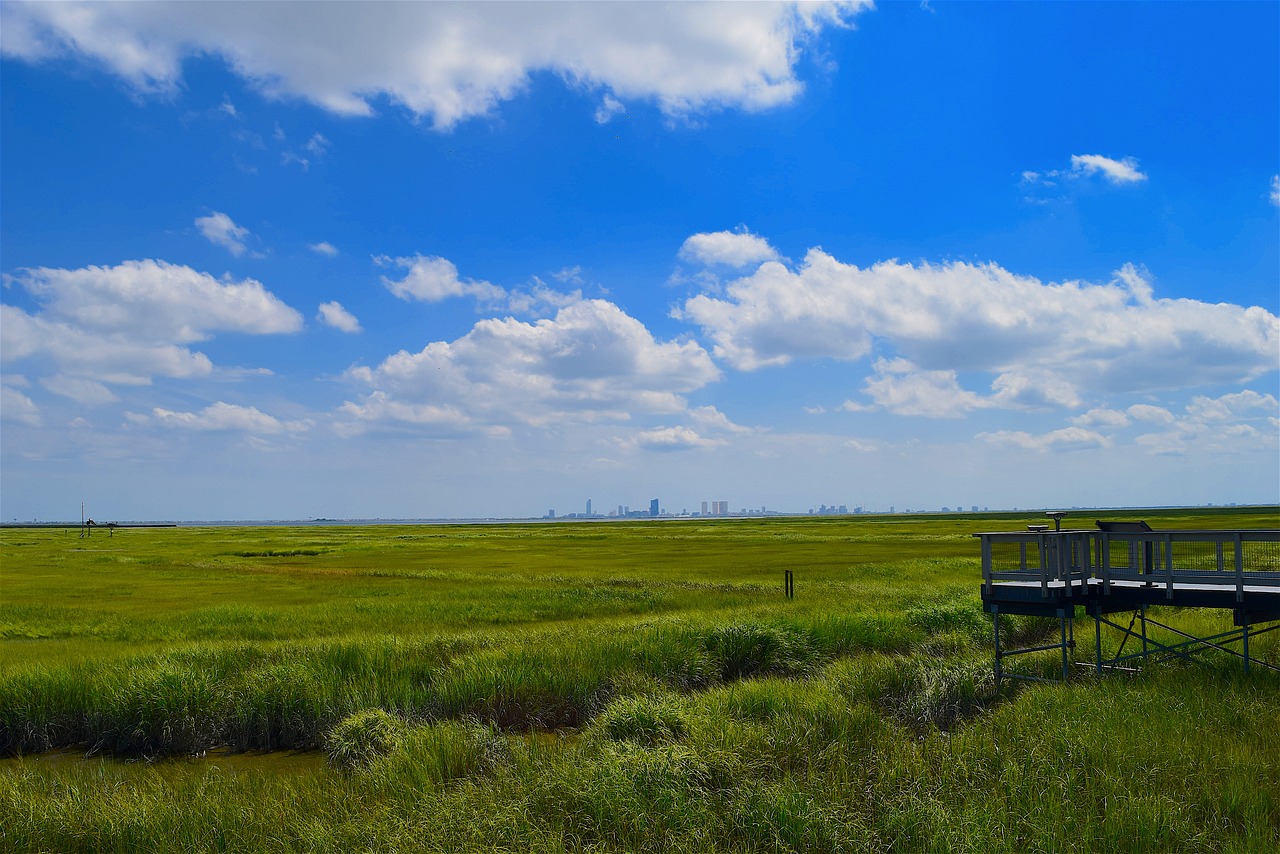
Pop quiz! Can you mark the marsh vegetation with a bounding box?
[2,509,1277,852]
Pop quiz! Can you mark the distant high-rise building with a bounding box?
[650,498,659,517]
[712,500,728,515]
[548,509,555,518]
[586,499,592,517]
[701,501,708,515]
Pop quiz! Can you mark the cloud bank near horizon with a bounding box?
[3,232,1275,463]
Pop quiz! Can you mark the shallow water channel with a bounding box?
[3,746,328,775]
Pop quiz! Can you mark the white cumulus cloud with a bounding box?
[340,298,720,434]
[152,401,311,434]
[2,259,302,384]
[1022,154,1148,193]
[1,1,871,129]
[977,427,1113,452]
[624,426,726,452]
[195,211,251,256]
[677,247,1278,409]
[855,358,988,419]
[309,241,338,257]
[1126,404,1176,425]
[317,301,361,333]
[678,229,780,268]
[1133,391,1279,456]
[1070,408,1131,429]
[377,255,507,305]
[1070,154,1147,184]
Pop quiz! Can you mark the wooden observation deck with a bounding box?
[977,517,1280,682]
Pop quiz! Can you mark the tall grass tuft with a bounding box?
[323,708,405,770]
[365,718,512,791]
[832,653,1005,731]
[701,621,821,682]
[225,663,331,752]
[97,660,226,757]
[432,645,616,729]
[592,695,689,745]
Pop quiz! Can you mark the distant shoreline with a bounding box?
[3,504,1275,529]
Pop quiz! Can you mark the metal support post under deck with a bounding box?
[1060,613,1072,681]
[1242,613,1250,674]
[992,607,1002,684]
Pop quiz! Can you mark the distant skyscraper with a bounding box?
[586,498,592,517]
[650,498,659,517]
[701,501,708,515]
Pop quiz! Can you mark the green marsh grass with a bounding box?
[2,508,1277,851]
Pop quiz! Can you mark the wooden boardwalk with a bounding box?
[977,523,1280,682]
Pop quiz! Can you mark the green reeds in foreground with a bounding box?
[3,613,919,758]
[4,666,1275,853]
[1,511,1277,852]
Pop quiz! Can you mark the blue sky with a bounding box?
[2,1,1277,521]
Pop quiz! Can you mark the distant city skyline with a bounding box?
[5,498,1270,527]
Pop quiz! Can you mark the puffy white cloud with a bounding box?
[8,259,301,342]
[1126,404,1176,425]
[152,401,311,434]
[1270,175,1279,207]
[678,229,780,268]
[1040,391,1277,457]
[1185,389,1276,422]
[1,385,41,426]
[2,260,301,384]
[1,1,871,129]
[309,241,339,257]
[317,301,361,333]
[1071,408,1131,429]
[989,368,1082,409]
[377,255,507,305]
[855,358,987,419]
[338,391,485,435]
[195,211,251,256]
[678,248,1278,406]
[505,285,584,316]
[2,304,214,383]
[1070,154,1147,184]
[341,298,719,434]
[1022,154,1147,192]
[977,427,1113,452]
[624,426,726,452]
[1132,391,1278,456]
[689,405,751,434]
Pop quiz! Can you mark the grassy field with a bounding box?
[2,508,1277,852]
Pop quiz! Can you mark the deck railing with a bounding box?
[979,531,1096,596]
[979,529,1280,601]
